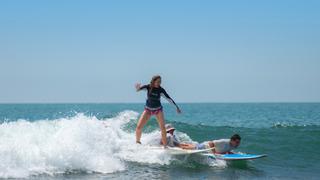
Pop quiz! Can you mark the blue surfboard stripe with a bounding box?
[204,153,267,160]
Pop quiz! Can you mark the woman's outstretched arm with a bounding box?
[161,88,181,113]
[135,83,149,92]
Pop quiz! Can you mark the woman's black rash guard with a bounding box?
[139,84,179,109]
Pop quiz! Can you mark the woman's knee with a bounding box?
[136,124,143,130]
[159,122,165,129]
[156,117,165,127]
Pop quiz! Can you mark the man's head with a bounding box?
[230,134,241,148]
[165,124,175,135]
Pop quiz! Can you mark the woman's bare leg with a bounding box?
[155,111,167,146]
[136,110,151,143]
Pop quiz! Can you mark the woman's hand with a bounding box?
[135,83,141,91]
[176,108,182,114]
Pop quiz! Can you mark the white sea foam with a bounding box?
[0,111,172,178]
[0,110,224,178]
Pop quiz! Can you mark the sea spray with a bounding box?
[0,113,126,178]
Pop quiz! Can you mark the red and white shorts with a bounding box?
[144,106,163,115]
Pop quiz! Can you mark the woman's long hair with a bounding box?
[149,75,161,95]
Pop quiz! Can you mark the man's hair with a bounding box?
[230,134,241,141]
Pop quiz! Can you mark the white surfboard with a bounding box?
[148,146,214,155]
[202,153,267,160]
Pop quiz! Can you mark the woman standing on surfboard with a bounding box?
[135,75,181,146]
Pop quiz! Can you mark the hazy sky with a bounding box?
[1,0,319,103]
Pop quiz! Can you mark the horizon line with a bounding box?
[0,101,320,104]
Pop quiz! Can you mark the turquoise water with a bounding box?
[0,103,319,179]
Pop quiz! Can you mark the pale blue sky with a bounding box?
[0,0,319,103]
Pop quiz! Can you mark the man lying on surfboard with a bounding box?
[195,134,241,154]
[162,125,241,154]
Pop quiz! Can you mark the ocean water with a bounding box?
[0,103,319,179]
